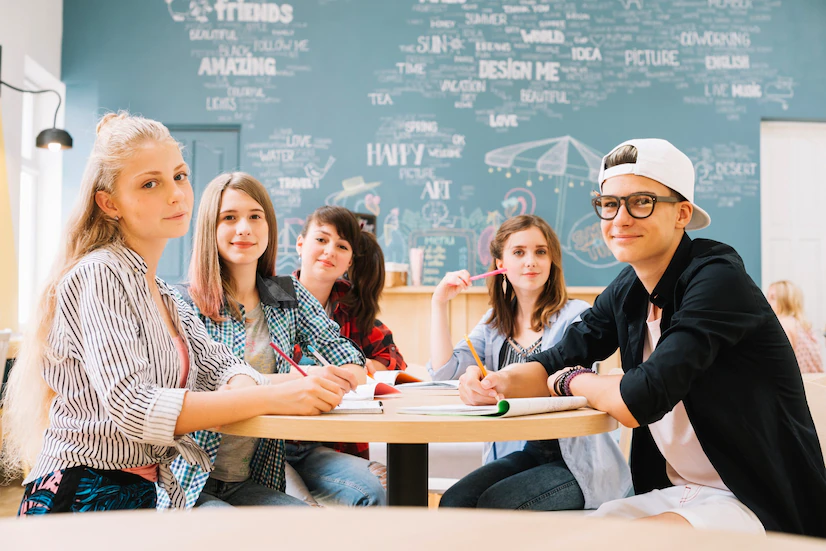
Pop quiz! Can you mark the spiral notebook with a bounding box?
[396,380,460,390]
[397,396,587,418]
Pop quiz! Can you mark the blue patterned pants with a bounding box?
[19,466,156,515]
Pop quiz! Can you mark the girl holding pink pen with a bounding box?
[163,172,386,510]
[428,214,631,512]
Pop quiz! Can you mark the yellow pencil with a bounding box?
[464,334,488,378]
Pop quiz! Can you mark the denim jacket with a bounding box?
[427,299,633,509]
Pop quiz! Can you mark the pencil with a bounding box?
[469,268,507,282]
[269,342,308,377]
[307,346,368,388]
[307,345,330,366]
[464,334,488,377]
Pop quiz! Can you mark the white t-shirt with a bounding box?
[643,304,728,491]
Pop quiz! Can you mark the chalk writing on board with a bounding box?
[378,0,789,122]
[688,143,758,209]
[168,0,309,126]
[409,229,476,286]
[372,115,466,191]
[245,129,334,211]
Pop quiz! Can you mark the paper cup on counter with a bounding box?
[384,262,409,287]
[409,248,424,287]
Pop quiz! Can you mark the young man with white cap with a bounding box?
[458,139,826,537]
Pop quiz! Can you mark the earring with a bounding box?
[114,216,120,222]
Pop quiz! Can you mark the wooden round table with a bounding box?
[219,392,617,506]
[3,507,823,550]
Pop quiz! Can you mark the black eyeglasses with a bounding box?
[592,192,682,221]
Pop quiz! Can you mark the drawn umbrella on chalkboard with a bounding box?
[484,135,618,268]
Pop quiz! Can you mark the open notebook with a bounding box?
[372,371,424,385]
[397,396,588,418]
[324,400,384,414]
[343,381,401,400]
[396,380,460,390]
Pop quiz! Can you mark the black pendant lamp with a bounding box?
[0,45,73,151]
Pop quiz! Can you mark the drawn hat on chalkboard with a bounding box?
[330,176,382,202]
[598,138,711,231]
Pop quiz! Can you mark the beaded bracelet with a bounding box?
[553,369,568,396]
[562,367,593,396]
[553,369,573,396]
[557,369,575,396]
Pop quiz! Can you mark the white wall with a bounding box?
[0,0,64,246]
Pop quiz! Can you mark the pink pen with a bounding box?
[469,268,507,282]
[269,342,308,376]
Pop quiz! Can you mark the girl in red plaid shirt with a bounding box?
[289,206,408,491]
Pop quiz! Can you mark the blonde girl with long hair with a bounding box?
[164,172,378,508]
[1,113,352,514]
[766,280,824,374]
[428,214,631,511]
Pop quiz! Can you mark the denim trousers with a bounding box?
[195,477,308,508]
[286,442,386,506]
[439,440,585,511]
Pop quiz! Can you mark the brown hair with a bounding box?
[188,172,279,321]
[2,112,178,473]
[301,206,384,335]
[486,215,568,337]
[603,144,687,201]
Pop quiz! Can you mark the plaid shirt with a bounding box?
[157,275,364,509]
[293,272,407,458]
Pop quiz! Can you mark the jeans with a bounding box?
[439,440,585,511]
[286,442,386,506]
[196,478,308,508]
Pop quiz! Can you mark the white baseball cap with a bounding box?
[597,138,711,231]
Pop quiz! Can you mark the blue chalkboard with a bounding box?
[61,0,826,286]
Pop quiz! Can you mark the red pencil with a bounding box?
[269,342,308,376]
[469,268,507,282]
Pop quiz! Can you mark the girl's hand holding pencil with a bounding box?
[303,344,360,391]
[457,365,508,406]
[457,335,506,405]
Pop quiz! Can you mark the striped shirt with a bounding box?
[25,243,269,508]
[158,274,364,509]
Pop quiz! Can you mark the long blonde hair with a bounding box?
[768,280,812,331]
[188,172,279,322]
[486,215,568,338]
[1,111,178,475]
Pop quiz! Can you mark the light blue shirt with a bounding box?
[428,299,633,509]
